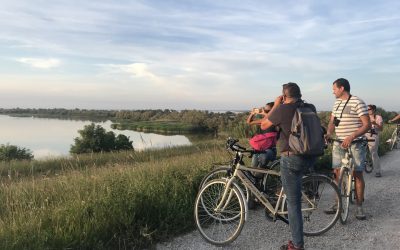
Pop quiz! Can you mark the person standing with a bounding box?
[261,83,317,250]
[366,104,383,177]
[325,78,371,220]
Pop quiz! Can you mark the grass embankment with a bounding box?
[111,120,207,134]
[0,125,395,249]
[0,140,229,249]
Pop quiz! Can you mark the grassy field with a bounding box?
[0,125,396,249]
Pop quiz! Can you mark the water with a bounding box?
[0,115,191,159]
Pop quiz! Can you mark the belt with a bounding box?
[280,151,296,157]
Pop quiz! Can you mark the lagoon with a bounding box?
[0,115,191,159]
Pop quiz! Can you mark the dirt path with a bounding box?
[157,149,400,250]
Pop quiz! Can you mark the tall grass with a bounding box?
[0,142,229,249]
[0,125,396,249]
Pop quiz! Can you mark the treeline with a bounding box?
[1,107,397,137]
[0,108,116,120]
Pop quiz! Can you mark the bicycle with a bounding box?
[199,144,280,207]
[328,137,374,224]
[194,138,341,246]
[388,123,400,150]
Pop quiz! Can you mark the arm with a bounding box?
[342,115,371,148]
[389,114,400,123]
[325,114,335,139]
[246,112,267,126]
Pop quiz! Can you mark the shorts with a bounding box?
[332,140,367,172]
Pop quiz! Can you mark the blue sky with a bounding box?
[0,0,399,111]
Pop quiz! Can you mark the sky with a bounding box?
[0,0,399,112]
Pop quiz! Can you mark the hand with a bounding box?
[274,95,284,107]
[341,135,353,148]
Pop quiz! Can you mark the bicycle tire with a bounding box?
[390,129,398,150]
[364,151,373,173]
[300,175,341,236]
[338,168,351,224]
[194,179,245,246]
[199,166,249,203]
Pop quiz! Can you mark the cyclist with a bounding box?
[366,105,383,177]
[246,102,277,208]
[325,78,371,220]
[389,114,400,123]
[261,83,317,250]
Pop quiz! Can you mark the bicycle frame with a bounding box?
[215,157,316,224]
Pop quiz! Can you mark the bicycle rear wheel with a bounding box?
[301,175,341,236]
[194,179,245,246]
[199,166,249,203]
[338,168,351,224]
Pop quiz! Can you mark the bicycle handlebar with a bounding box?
[226,137,260,155]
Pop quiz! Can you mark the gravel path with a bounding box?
[157,149,400,250]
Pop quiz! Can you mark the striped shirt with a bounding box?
[331,95,368,140]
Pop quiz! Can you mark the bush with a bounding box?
[70,123,133,154]
[0,144,33,161]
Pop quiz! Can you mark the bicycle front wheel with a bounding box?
[301,175,341,236]
[199,166,249,204]
[390,129,398,150]
[338,168,351,224]
[364,152,373,173]
[194,179,245,246]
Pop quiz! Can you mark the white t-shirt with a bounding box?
[331,95,368,140]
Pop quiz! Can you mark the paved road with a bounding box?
[157,149,400,250]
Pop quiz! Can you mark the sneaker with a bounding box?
[375,172,382,177]
[356,206,366,220]
[323,204,338,215]
[280,241,304,250]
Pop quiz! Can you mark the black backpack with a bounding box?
[288,102,325,156]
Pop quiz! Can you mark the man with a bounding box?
[325,78,371,220]
[261,83,316,250]
[366,104,383,177]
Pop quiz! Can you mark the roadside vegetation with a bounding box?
[0,107,398,249]
[0,123,396,249]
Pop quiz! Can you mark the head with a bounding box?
[282,82,302,102]
[263,102,274,113]
[368,104,376,115]
[332,78,350,98]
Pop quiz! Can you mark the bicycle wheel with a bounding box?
[390,129,398,150]
[194,179,245,246]
[300,175,341,236]
[338,168,351,224]
[364,151,373,174]
[199,166,249,203]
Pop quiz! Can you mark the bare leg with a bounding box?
[353,171,365,205]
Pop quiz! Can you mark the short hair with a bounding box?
[282,82,302,98]
[368,104,376,111]
[333,78,350,92]
[266,102,274,108]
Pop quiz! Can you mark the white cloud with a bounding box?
[17,57,61,69]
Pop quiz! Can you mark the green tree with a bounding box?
[70,123,133,154]
[0,144,34,161]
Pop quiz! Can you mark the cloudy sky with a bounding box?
[1,0,399,111]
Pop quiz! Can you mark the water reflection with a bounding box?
[0,115,191,159]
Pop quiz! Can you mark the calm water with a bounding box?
[0,115,191,159]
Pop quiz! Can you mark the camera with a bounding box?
[333,117,340,127]
[252,108,261,113]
